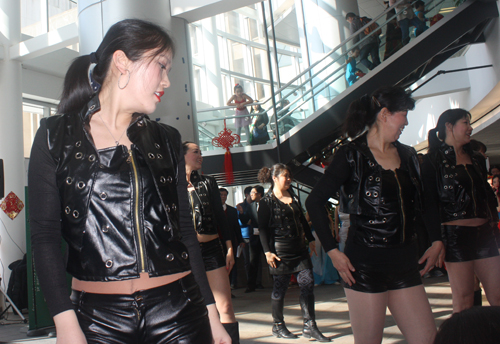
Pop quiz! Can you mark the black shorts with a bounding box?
[71,274,211,344]
[443,223,499,262]
[200,238,226,271]
[342,262,422,293]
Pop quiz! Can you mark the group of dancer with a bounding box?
[28,18,500,344]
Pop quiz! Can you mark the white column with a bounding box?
[0,0,26,302]
[78,0,197,141]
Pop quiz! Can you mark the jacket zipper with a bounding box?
[288,203,300,237]
[189,190,197,229]
[464,165,477,217]
[393,170,405,242]
[129,149,146,272]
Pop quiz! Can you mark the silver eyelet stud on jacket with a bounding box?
[105,260,113,268]
[148,153,155,159]
[88,154,96,162]
[155,143,161,149]
[72,210,79,218]
[166,254,175,261]
[66,177,73,185]
[181,252,189,260]
[75,152,83,159]
[77,181,86,189]
[75,141,82,147]
[99,192,107,200]
[102,225,110,233]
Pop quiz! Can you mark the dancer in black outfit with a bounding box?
[422,109,500,313]
[306,86,443,344]
[258,164,330,342]
[28,19,229,344]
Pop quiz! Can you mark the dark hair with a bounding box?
[345,12,357,20]
[219,188,228,194]
[58,19,175,114]
[257,164,292,189]
[427,109,471,153]
[433,306,500,344]
[490,165,500,174]
[343,86,415,138]
[492,174,500,183]
[182,141,196,155]
[251,103,264,114]
[253,185,265,197]
[414,0,425,9]
[244,186,253,196]
[470,139,487,154]
[234,84,243,93]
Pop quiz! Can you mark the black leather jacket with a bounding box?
[338,135,424,247]
[189,171,231,241]
[258,191,314,254]
[44,96,191,281]
[425,143,497,223]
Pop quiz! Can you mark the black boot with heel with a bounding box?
[271,298,298,339]
[300,294,331,342]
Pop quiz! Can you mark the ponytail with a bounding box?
[57,55,95,114]
[427,108,471,153]
[343,86,415,138]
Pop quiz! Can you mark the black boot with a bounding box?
[474,288,482,307]
[222,322,240,344]
[272,322,298,339]
[272,299,297,339]
[300,294,331,342]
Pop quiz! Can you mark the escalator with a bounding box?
[202,0,499,187]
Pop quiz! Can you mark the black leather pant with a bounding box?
[71,274,212,343]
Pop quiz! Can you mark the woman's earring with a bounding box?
[118,69,130,90]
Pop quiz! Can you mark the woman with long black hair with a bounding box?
[306,86,443,344]
[28,19,229,344]
[422,109,500,313]
[258,163,330,342]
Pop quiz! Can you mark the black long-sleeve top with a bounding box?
[258,196,314,253]
[29,120,214,317]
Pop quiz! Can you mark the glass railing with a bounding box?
[197,0,461,152]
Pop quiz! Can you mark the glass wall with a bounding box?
[190,1,309,150]
[188,0,462,152]
[21,0,78,50]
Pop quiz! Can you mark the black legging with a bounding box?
[271,268,314,300]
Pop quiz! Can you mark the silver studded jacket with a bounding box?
[426,143,497,224]
[338,135,424,247]
[43,96,192,281]
[188,171,232,241]
[339,135,423,217]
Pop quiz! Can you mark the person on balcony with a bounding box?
[249,103,270,145]
[258,164,330,342]
[421,109,500,313]
[389,0,427,45]
[345,12,381,71]
[227,84,253,145]
[184,141,240,343]
[28,19,229,344]
[306,86,444,344]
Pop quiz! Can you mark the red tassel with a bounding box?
[224,149,234,185]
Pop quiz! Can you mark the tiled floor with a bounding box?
[0,276,456,343]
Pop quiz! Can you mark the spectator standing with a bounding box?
[239,186,266,293]
[389,0,427,45]
[220,188,245,291]
[345,12,381,70]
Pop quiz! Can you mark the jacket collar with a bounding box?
[79,94,148,127]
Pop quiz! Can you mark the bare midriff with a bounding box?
[72,271,190,295]
[197,233,219,243]
[443,218,488,227]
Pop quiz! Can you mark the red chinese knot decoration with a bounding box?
[212,120,240,184]
[1,191,25,220]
